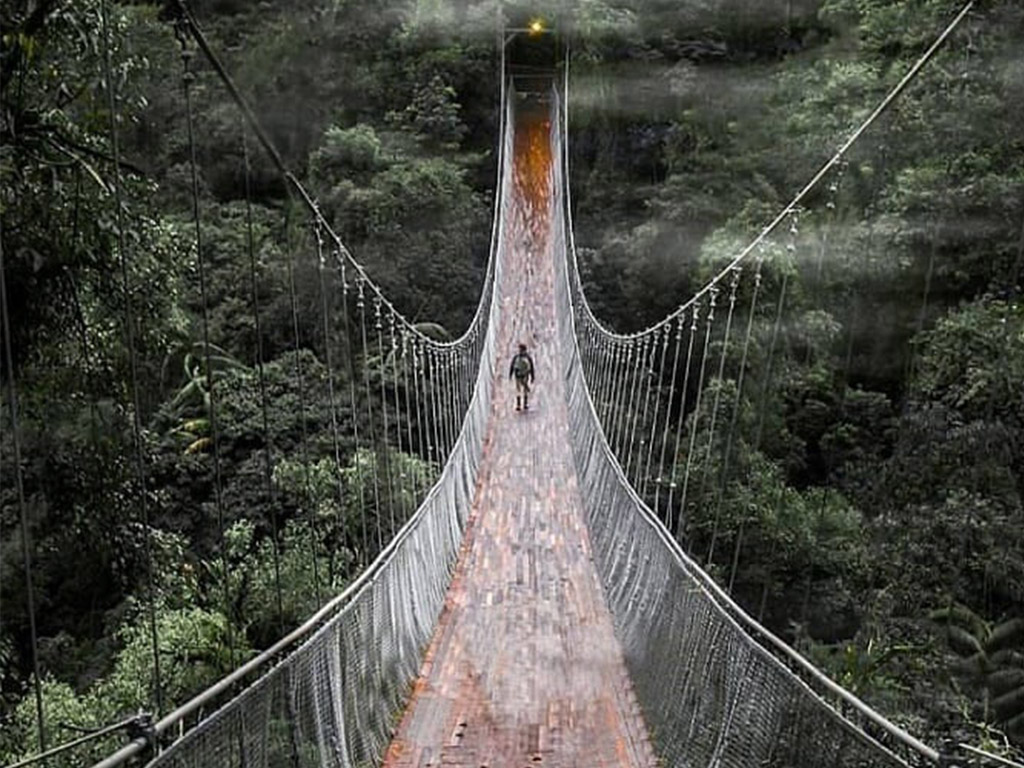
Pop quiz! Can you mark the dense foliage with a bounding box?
[1,0,482,761]
[1,0,1021,763]
[567,0,1024,754]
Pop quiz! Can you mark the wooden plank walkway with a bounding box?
[382,108,656,768]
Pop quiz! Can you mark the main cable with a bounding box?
[103,0,164,715]
[177,19,235,665]
[570,0,977,343]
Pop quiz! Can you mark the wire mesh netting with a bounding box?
[135,97,516,768]
[552,82,932,767]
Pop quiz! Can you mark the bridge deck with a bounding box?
[383,109,656,768]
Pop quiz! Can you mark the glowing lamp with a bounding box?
[529,19,544,35]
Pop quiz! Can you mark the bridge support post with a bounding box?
[125,713,157,763]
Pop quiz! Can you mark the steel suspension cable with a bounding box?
[608,342,630,456]
[591,334,610,420]
[619,338,644,469]
[653,314,685,512]
[799,182,853,624]
[702,267,742,566]
[626,336,651,477]
[606,342,622,450]
[615,344,634,447]
[438,351,450,460]
[445,349,457,457]
[582,323,595,383]
[677,288,718,544]
[641,324,672,501]
[399,329,416,501]
[666,305,699,535]
[598,340,616,434]
[388,311,408,523]
[608,342,629,444]
[427,347,443,469]
[0,166,47,761]
[589,334,607,420]
[595,338,612,423]
[103,0,164,714]
[748,236,794,617]
[433,349,446,467]
[179,23,237,663]
[314,223,349,583]
[443,349,454,459]
[282,205,322,605]
[457,347,469,430]
[241,117,284,628]
[624,335,647,481]
[373,297,396,539]
[439,349,453,459]
[753,220,796,453]
[465,334,476,409]
[410,336,428,496]
[723,253,766,593]
[339,262,370,566]
[587,328,602,396]
[443,350,456,459]
[629,330,658,486]
[566,0,977,346]
[356,278,383,552]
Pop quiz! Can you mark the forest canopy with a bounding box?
[1,0,1022,763]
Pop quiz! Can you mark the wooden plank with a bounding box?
[384,107,656,768]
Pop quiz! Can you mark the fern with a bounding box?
[932,603,1024,742]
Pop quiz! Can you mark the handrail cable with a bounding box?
[2,716,143,768]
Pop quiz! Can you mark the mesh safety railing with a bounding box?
[91,84,517,768]
[552,75,939,766]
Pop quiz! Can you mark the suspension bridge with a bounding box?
[3,1,1017,767]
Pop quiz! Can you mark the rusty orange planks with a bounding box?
[384,108,656,768]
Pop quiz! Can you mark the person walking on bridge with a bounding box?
[509,342,535,411]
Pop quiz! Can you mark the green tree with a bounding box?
[932,604,1024,745]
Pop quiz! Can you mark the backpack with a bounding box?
[512,353,531,378]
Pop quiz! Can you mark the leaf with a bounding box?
[946,626,984,658]
[170,379,201,409]
[48,140,111,193]
[930,603,989,640]
[952,650,988,677]
[991,650,1024,669]
[988,669,1024,697]
[181,418,209,434]
[988,618,1024,654]
[184,437,212,455]
[992,686,1024,723]
[1004,710,1024,739]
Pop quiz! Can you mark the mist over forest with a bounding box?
[1,0,1023,763]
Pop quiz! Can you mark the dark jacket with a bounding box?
[509,352,535,382]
